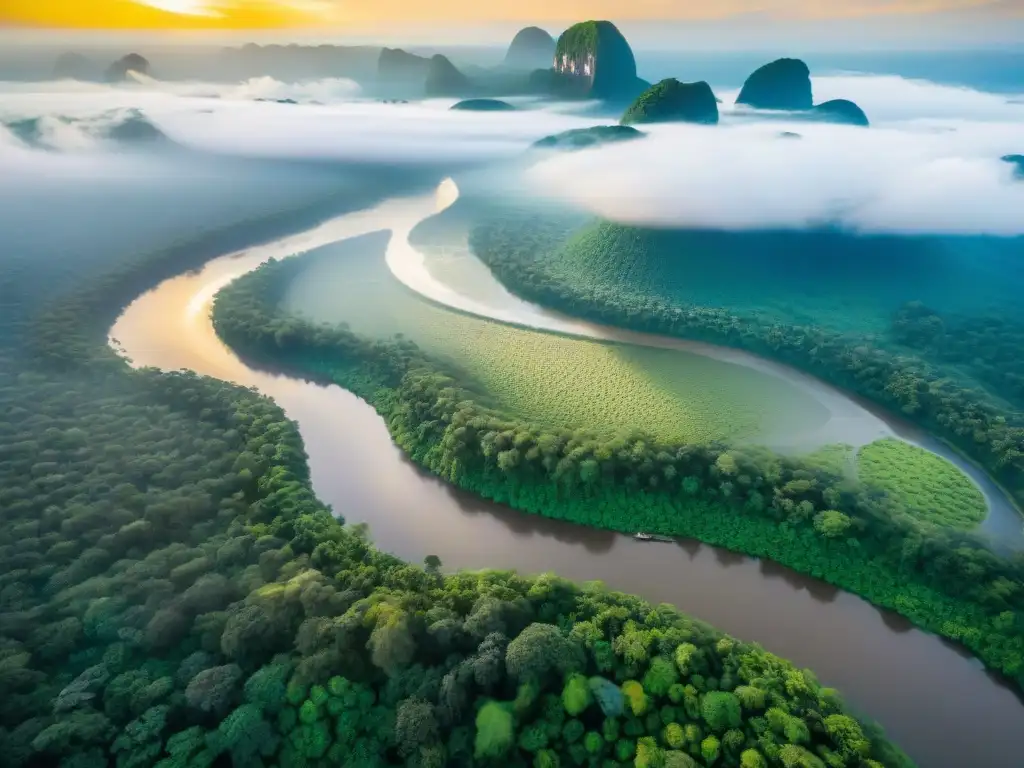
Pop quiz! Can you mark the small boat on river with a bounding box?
[634,532,673,542]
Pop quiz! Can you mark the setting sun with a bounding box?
[137,0,215,15]
[0,0,325,29]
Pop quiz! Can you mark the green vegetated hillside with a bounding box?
[450,99,516,112]
[533,125,646,152]
[213,239,1024,710]
[551,20,643,101]
[621,80,720,126]
[0,200,913,768]
[467,215,1024,513]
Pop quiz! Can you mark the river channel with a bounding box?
[110,179,1024,768]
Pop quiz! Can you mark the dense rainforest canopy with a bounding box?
[449,211,1024,687]
[0,179,916,768]
[211,232,1024,715]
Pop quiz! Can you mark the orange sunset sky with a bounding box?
[2,0,1020,30]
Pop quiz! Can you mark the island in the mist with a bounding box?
[548,20,649,101]
[450,98,516,111]
[621,79,720,125]
[736,57,870,125]
[533,124,646,151]
[504,26,556,70]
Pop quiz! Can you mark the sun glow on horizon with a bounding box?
[1,0,1019,30]
[0,0,328,30]
[136,0,218,16]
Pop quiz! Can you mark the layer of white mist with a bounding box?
[2,72,1023,238]
[0,76,593,162]
[528,76,1024,236]
[0,73,592,295]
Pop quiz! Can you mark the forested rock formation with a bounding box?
[450,99,516,111]
[736,59,813,111]
[106,110,172,144]
[504,26,556,70]
[811,99,870,127]
[53,52,97,81]
[533,125,645,151]
[1004,154,1024,179]
[105,53,150,82]
[551,20,644,101]
[621,79,720,125]
[376,48,430,94]
[424,54,472,97]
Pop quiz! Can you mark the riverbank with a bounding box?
[386,183,1021,545]
[467,208,1024,527]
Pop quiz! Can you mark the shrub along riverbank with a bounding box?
[1,191,912,766]
[212,253,1024,705]
[466,218,1024,514]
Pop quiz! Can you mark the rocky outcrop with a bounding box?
[54,52,97,81]
[1002,154,1024,179]
[377,47,430,93]
[105,110,169,144]
[812,99,870,127]
[504,27,556,71]
[105,53,150,83]
[424,54,471,97]
[533,125,644,151]
[450,99,516,111]
[621,79,719,125]
[551,20,640,101]
[736,58,812,111]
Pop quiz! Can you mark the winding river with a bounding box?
[110,179,1024,768]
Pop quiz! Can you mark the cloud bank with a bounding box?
[1,72,1023,237]
[0,77,593,163]
[527,76,1024,235]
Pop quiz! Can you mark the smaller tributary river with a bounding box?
[110,181,1024,768]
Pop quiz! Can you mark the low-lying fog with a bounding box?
[1,67,1022,276]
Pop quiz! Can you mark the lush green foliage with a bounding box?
[552,20,639,100]
[857,440,986,528]
[450,99,516,111]
[0,180,913,766]
[467,216,1024,513]
[621,79,720,126]
[214,250,1024,701]
[533,125,646,151]
[282,231,824,445]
